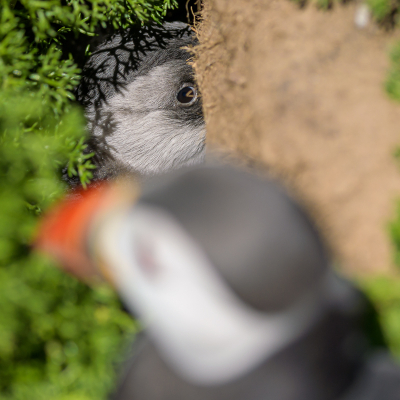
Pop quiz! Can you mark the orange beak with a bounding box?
[34,179,139,283]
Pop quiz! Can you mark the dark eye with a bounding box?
[177,86,197,104]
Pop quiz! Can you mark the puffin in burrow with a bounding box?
[70,21,205,184]
[36,163,400,400]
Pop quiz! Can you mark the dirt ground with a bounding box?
[194,0,400,276]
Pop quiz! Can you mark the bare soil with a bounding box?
[194,0,400,276]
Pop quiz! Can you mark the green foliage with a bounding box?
[0,254,139,400]
[0,0,176,399]
[389,200,400,267]
[314,0,331,10]
[291,0,400,24]
[386,41,400,101]
[0,93,89,261]
[290,0,350,11]
[0,0,176,108]
[366,0,400,367]
[366,0,394,24]
[360,275,400,358]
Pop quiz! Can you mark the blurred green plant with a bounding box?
[389,200,400,267]
[0,0,176,399]
[366,0,398,26]
[360,0,400,366]
[388,42,400,269]
[291,0,400,24]
[386,41,400,101]
[360,275,400,358]
[0,254,140,400]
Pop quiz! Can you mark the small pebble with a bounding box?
[354,4,370,29]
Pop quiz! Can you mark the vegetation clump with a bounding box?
[0,1,176,399]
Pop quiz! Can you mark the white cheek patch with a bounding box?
[94,205,327,385]
[86,61,206,176]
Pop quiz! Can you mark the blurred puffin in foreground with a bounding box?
[36,163,400,400]
[70,21,205,184]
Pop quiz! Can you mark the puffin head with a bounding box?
[72,22,205,182]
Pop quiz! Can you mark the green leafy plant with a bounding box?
[291,0,400,24]
[0,0,177,399]
[389,200,400,267]
[388,42,400,270]
[386,41,400,101]
[360,275,400,358]
[366,0,398,26]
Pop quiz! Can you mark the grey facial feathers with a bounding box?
[76,22,205,181]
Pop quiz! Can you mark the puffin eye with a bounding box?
[177,86,197,105]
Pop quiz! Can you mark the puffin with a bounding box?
[36,163,400,400]
[68,21,205,184]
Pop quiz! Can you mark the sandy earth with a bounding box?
[194,0,400,276]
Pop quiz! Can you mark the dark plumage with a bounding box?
[38,162,400,399]
[100,165,395,400]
